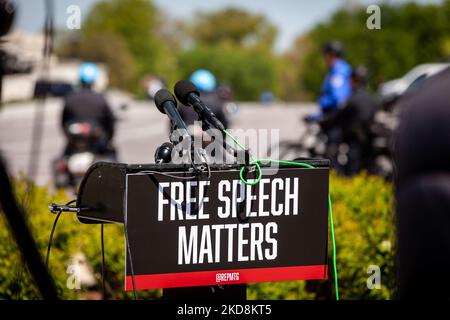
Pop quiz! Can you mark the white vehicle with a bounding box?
[378,63,450,103]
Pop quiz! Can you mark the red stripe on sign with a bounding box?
[125,265,328,290]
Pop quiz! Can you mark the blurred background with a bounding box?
[0,0,449,300]
[1,0,449,184]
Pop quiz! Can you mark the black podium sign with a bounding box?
[124,166,329,290]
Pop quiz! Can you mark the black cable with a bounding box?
[139,167,211,180]
[138,170,198,180]
[101,223,106,300]
[45,211,61,267]
[45,199,76,267]
[47,200,108,300]
[124,221,138,300]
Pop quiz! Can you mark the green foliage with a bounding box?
[248,172,395,300]
[82,0,162,75]
[57,0,177,93]
[178,7,280,100]
[178,45,278,101]
[61,32,138,90]
[297,1,450,98]
[191,7,277,51]
[57,4,280,100]
[55,1,450,100]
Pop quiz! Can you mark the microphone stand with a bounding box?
[197,113,254,176]
[168,120,209,176]
[160,120,246,300]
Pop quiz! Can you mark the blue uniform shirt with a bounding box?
[319,58,352,112]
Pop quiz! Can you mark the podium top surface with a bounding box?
[76,159,329,224]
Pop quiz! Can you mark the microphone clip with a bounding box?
[191,148,211,179]
[48,203,89,214]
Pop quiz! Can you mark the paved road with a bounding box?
[0,92,315,185]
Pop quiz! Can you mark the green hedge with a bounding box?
[0,173,395,299]
[249,172,396,300]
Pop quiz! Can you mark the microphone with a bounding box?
[154,89,190,141]
[154,142,173,164]
[174,80,242,160]
[174,80,226,131]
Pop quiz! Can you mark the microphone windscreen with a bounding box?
[154,142,174,163]
[154,89,177,114]
[161,142,174,149]
[174,80,200,105]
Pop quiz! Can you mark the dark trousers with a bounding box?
[344,139,363,176]
[324,126,343,172]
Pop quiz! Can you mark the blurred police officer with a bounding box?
[321,66,381,175]
[306,40,352,168]
[307,40,352,122]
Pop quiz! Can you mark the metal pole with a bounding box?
[0,155,58,299]
[27,0,54,182]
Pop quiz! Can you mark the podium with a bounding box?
[76,160,330,299]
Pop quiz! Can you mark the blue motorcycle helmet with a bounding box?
[79,62,99,86]
[190,69,216,93]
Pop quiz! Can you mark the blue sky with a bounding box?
[13,0,443,52]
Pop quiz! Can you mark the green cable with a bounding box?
[328,193,339,300]
[223,129,255,161]
[224,129,340,300]
[239,161,263,186]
